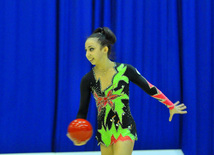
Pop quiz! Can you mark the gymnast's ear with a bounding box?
[102,46,109,54]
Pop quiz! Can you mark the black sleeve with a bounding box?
[126,64,175,109]
[126,64,158,96]
[76,73,91,119]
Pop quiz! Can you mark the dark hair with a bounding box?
[87,27,116,58]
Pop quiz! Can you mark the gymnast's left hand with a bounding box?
[169,101,187,122]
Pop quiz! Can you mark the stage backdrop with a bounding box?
[0,0,213,155]
[0,0,57,153]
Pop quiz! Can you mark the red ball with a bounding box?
[67,119,93,143]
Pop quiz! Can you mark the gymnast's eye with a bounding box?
[89,48,94,51]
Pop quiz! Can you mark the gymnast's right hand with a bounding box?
[66,133,88,146]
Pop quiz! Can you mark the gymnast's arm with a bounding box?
[76,74,91,119]
[126,64,174,110]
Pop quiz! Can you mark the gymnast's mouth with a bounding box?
[89,58,94,62]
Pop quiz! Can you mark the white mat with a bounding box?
[0,149,184,155]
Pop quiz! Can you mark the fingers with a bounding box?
[67,133,75,141]
[180,111,187,114]
[67,133,88,146]
[67,133,78,143]
[169,114,173,122]
[174,101,187,107]
[177,104,186,110]
[177,104,185,108]
[179,106,187,110]
[66,133,71,140]
[174,102,187,113]
[169,102,187,122]
[176,104,187,113]
[73,140,88,146]
[174,101,180,106]
[74,142,86,146]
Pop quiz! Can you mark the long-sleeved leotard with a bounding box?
[76,62,174,147]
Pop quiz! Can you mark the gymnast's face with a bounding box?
[85,38,108,65]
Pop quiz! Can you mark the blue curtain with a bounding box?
[0,0,213,155]
[181,0,214,155]
[0,0,56,153]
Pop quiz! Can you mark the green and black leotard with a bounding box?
[76,62,174,147]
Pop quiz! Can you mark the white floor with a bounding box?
[0,150,184,155]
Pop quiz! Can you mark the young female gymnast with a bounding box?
[67,27,187,155]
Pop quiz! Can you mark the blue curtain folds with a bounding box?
[181,0,214,155]
[0,0,56,153]
[0,0,213,155]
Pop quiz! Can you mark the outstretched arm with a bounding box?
[138,77,175,109]
[126,64,174,109]
[126,64,187,121]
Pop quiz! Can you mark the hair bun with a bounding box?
[100,28,104,34]
[93,27,104,34]
[93,27,116,44]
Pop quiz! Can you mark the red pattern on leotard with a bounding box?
[147,81,174,110]
[110,134,133,145]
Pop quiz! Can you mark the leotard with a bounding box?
[76,62,174,147]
